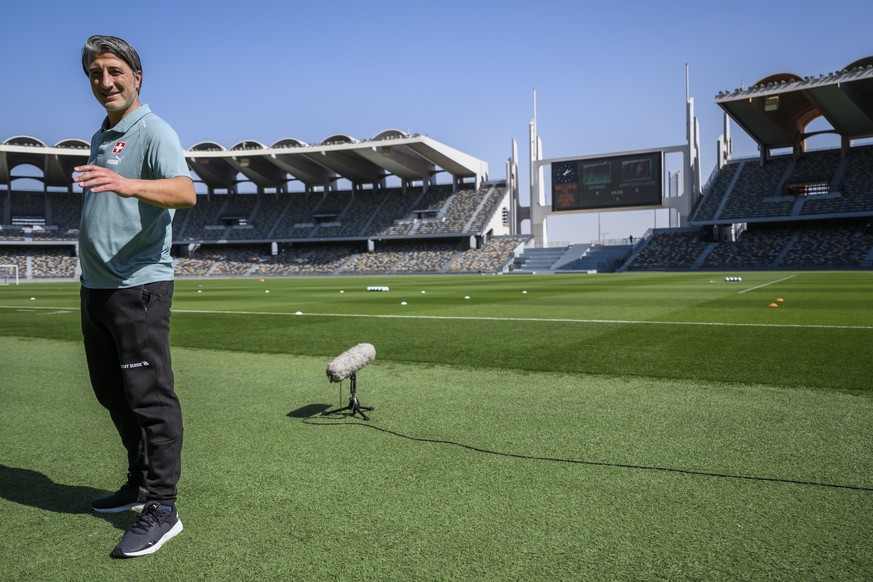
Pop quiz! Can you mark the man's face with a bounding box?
[87,52,141,121]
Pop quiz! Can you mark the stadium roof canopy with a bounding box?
[0,129,489,191]
[715,56,873,152]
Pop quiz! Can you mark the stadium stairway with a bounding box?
[773,231,801,267]
[865,245,873,268]
[557,244,633,273]
[690,243,718,269]
[512,246,569,273]
[513,244,632,273]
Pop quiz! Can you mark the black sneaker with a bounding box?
[92,482,148,513]
[110,503,183,558]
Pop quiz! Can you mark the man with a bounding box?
[74,35,196,559]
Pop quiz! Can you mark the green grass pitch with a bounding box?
[1,271,872,580]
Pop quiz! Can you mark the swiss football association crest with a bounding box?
[112,141,126,154]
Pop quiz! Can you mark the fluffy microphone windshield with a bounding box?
[326,343,376,383]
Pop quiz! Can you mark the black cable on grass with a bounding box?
[302,417,873,493]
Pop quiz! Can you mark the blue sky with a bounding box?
[2,0,870,243]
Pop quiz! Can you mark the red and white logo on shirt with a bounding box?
[112,141,126,154]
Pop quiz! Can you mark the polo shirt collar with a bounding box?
[101,103,152,135]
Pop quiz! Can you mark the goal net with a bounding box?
[0,264,19,285]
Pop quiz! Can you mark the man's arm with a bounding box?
[74,164,196,209]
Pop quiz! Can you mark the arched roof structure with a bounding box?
[716,56,873,151]
[373,129,409,140]
[0,135,90,188]
[0,130,488,191]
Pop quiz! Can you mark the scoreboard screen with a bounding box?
[551,150,663,212]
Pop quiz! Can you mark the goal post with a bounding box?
[0,264,19,285]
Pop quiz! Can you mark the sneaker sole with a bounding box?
[92,502,145,514]
[111,518,183,558]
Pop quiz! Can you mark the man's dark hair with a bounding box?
[82,35,143,89]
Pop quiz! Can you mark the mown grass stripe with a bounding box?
[3,304,872,330]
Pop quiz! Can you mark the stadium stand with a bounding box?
[627,230,711,271]
[690,162,739,223]
[47,193,81,239]
[0,246,78,279]
[627,220,873,271]
[0,128,530,279]
[779,222,873,268]
[699,225,795,270]
[78,178,513,275]
[628,150,873,274]
[636,55,873,272]
[1,179,525,278]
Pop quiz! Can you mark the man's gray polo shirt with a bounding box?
[79,104,191,288]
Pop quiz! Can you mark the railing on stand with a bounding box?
[525,240,570,249]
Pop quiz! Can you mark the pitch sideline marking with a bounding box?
[738,274,796,294]
[288,311,873,330]
[2,304,871,330]
[174,308,873,330]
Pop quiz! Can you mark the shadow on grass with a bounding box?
[286,403,331,418]
[0,464,131,530]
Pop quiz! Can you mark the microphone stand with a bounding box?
[322,373,374,420]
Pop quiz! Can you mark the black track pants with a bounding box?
[80,281,182,505]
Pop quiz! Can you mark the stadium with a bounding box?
[2,57,873,279]
[2,50,873,580]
